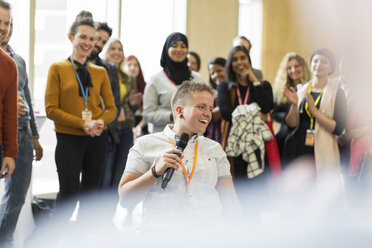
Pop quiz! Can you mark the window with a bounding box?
[238,0,263,69]
[31,0,120,196]
[9,0,186,196]
[120,0,186,82]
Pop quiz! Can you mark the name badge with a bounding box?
[305,129,315,146]
[82,109,92,121]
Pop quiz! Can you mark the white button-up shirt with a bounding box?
[125,125,232,224]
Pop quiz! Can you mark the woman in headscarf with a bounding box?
[142,32,202,133]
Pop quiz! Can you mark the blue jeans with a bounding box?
[100,127,133,188]
[0,129,33,246]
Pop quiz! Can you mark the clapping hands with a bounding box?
[128,90,143,106]
[283,86,298,106]
[83,119,104,137]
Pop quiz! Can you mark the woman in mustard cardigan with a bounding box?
[45,17,116,220]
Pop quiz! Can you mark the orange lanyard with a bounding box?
[168,137,198,186]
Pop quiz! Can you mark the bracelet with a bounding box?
[151,165,161,178]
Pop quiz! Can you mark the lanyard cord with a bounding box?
[236,84,250,105]
[69,57,89,109]
[168,137,198,186]
[305,83,324,129]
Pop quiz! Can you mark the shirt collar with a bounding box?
[163,124,200,143]
[6,44,14,57]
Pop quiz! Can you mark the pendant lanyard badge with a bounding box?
[69,57,92,121]
[304,83,324,146]
[168,137,198,192]
[236,84,250,105]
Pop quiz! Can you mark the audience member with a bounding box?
[0,15,43,247]
[217,46,281,219]
[283,48,347,178]
[206,57,226,143]
[100,39,142,191]
[119,81,241,225]
[88,20,121,126]
[126,55,146,94]
[187,51,201,72]
[75,10,93,20]
[143,32,202,133]
[336,60,372,179]
[232,36,263,80]
[0,0,17,180]
[125,55,147,138]
[44,16,116,221]
[272,52,310,161]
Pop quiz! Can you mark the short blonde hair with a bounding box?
[171,81,215,119]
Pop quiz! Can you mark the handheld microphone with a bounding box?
[161,132,189,189]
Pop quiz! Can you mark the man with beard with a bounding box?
[88,22,120,119]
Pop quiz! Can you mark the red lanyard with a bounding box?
[168,137,198,186]
[163,71,177,87]
[236,84,250,105]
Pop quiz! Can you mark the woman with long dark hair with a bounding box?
[143,32,202,134]
[217,46,281,218]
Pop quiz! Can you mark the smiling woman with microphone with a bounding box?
[119,81,241,224]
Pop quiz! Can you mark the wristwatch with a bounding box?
[253,81,261,87]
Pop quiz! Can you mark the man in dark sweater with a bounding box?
[88,22,121,117]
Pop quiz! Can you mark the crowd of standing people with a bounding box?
[0,1,371,247]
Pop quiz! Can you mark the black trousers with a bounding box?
[55,131,108,220]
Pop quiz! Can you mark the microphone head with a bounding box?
[175,133,189,151]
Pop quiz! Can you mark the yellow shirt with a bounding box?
[119,72,128,104]
[45,59,117,136]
